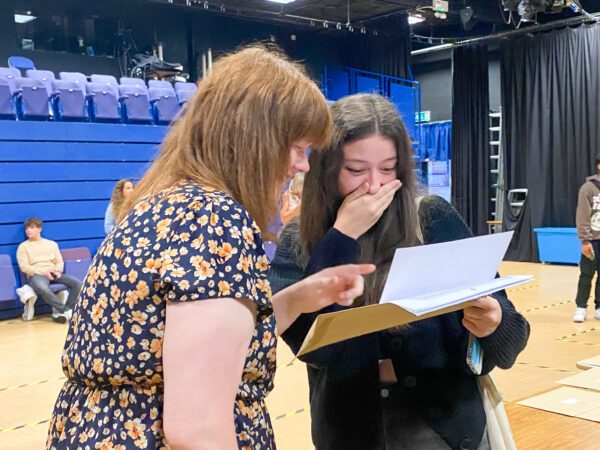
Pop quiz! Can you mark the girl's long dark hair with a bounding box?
[300,93,420,306]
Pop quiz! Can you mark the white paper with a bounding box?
[380,232,532,314]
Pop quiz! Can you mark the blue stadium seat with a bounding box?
[15,78,51,120]
[148,80,175,92]
[59,72,88,94]
[87,82,121,123]
[149,87,179,124]
[0,67,21,90]
[0,254,18,303]
[60,247,91,281]
[0,76,17,119]
[119,84,152,124]
[90,74,119,96]
[120,77,147,89]
[52,80,88,122]
[175,82,197,105]
[8,56,35,71]
[25,69,56,96]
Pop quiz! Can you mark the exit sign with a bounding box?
[415,111,431,122]
[433,0,449,13]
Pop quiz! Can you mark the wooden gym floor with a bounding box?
[1,261,599,449]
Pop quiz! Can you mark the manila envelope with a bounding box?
[297,300,474,357]
[517,386,600,420]
[557,368,600,392]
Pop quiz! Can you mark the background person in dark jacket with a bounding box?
[269,94,530,450]
[573,154,600,322]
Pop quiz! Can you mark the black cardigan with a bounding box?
[269,196,530,450]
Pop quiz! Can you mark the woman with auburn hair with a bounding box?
[270,94,530,450]
[46,46,374,450]
[104,178,134,234]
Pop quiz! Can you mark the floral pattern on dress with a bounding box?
[46,182,277,449]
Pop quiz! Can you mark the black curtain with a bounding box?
[335,16,410,79]
[451,45,490,236]
[501,24,600,261]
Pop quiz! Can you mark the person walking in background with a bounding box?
[16,217,82,323]
[104,178,134,234]
[573,154,600,322]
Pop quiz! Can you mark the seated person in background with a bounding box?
[104,179,135,234]
[280,172,304,226]
[16,217,82,323]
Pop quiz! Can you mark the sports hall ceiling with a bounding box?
[149,1,505,29]
[149,1,600,41]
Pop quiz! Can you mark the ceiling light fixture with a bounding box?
[266,0,297,4]
[15,13,36,24]
[408,13,425,25]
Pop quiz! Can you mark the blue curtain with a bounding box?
[419,121,452,161]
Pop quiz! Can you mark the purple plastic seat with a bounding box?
[148,80,175,93]
[149,87,179,124]
[87,82,121,122]
[175,81,197,92]
[15,78,51,120]
[52,80,87,121]
[90,74,119,96]
[60,247,91,282]
[25,69,56,96]
[120,77,147,90]
[175,82,197,104]
[0,67,21,91]
[59,72,88,94]
[0,255,17,302]
[118,84,152,124]
[0,76,16,119]
[176,89,196,104]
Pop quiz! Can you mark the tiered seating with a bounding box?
[59,72,88,93]
[0,63,198,125]
[52,80,87,121]
[25,70,56,96]
[0,255,17,303]
[148,80,180,124]
[15,78,51,120]
[175,82,197,105]
[87,82,121,122]
[0,76,16,119]
[0,67,21,89]
[119,84,152,124]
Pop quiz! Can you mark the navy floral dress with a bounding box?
[46,182,277,449]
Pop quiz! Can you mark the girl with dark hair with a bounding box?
[270,93,530,450]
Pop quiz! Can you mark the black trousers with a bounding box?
[575,240,600,309]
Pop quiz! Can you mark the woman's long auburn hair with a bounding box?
[300,94,420,306]
[119,45,332,232]
[110,179,134,221]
